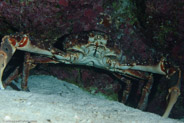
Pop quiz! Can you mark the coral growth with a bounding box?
[0,0,183,119]
[143,0,184,65]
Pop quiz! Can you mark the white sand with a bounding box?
[0,75,182,123]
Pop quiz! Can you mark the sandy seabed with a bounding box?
[0,75,183,123]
